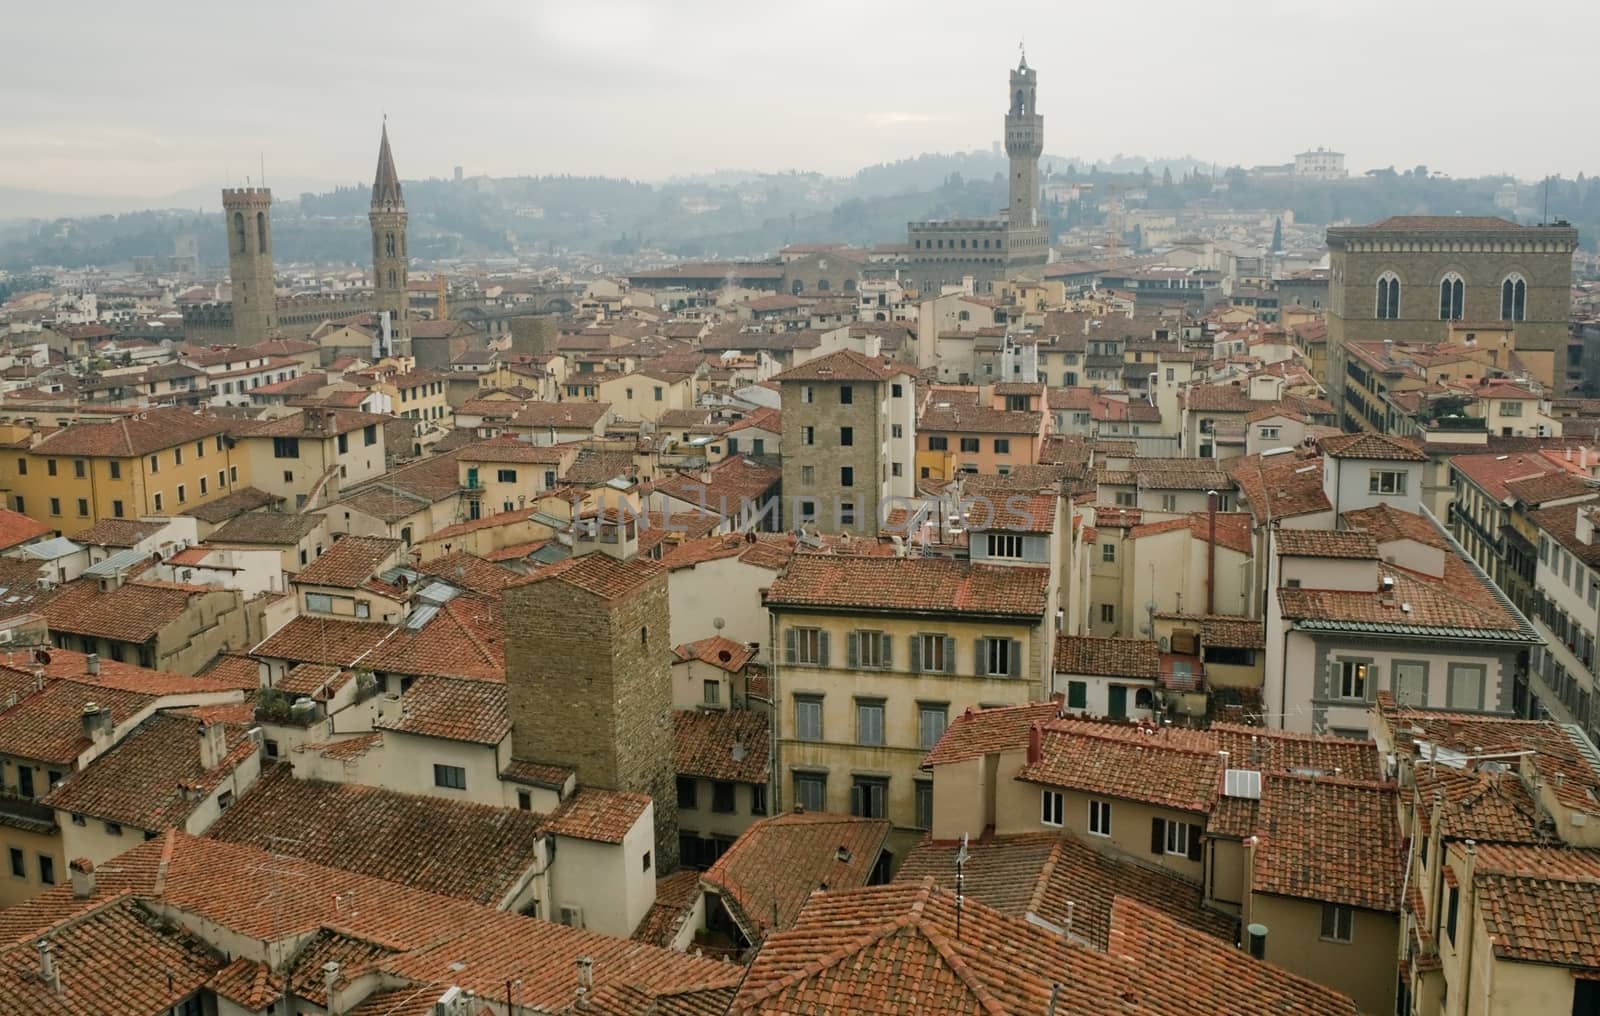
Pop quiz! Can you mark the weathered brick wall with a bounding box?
[505,571,680,870]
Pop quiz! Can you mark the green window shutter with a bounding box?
[784,628,796,665]
[1150,817,1165,855]
[942,637,956,674]
[880,634,892,669]
[1186,824,1203,861]
[1367,664,1381,702]
[1008,639,1022,678]
[818,632,830,668]
[847,632,859,669]
[974,639,987,676]
[910,636,922,673]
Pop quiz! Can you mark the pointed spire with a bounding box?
[372,121,404,211]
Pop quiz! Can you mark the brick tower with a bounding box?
[369,121,410,356]
[505,553,679,870]
[221,187,277,344]
[1005,51,1043,230]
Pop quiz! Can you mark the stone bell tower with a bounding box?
[369,121,410,356]
[221,187,277,344]
[1005,51,1043,230]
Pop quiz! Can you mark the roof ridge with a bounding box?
[735,907,920,1008]
[1027,837,1064,918]
[916,907,1018,1016]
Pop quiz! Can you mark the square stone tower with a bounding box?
[221,187,277,344]
[505,552,679,869]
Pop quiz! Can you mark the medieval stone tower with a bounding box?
[1005,54,1043,229]
[221,187,277,344]
[505,553,680,870]
[369,122,410,356]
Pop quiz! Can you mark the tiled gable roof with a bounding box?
[672,635,755,673]
[1154,613,1268,650]
[674,710,769,783]
[183,486,284,524]
[511,551,663,601]
[1253,774,1401,911]
[1229,452,1332,521]
[921,701,1063,768]
[415,551,519,598]
[1341,503,1448,550]
[1053,636,1158,679]
[1320,431,1427,461]
[241,409,389,439]
[653,455,781,510]
[633,869,703,947]
[207,765,545,906]
[543,787,651,844]
[1128,512,1252,555]
[764,554,1049,618]
[40,713,254,829]
[1183,383,1257,413]
[43,579,212,644]
[1411,765,1549,844]
[375,676,508,745]
[772,349,911,383]
[703,809,889,942]
[1275,529,1380,559]
[0,508,53,549]
[293,535,403,588]
[1277,556,1523,637]
[207,510,325,546]
[0,680,154,765]
[1469,844,1600,967]
[30,408,232,457]
[1019,726,1221,814]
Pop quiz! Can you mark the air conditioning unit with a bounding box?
[559,905,585,929]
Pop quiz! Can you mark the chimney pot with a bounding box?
[1027,722,1043,766]
[68,858,94,899]
[84,654,99,676]
[198,722,227,770]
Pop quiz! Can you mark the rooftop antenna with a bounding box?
[954,832,969,940]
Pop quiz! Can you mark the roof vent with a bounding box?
[835,846,853,863]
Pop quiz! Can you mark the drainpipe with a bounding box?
[1207,490,1218,616]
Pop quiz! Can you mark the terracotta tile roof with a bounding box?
[1365,214,1528,231]
[252,615,394,665]
[1019,726,1222,814]
[0,508,52,549]
[1449,451,1575,503]
[1275,529,1380,559]
[457,435,571,464]
[375,676,508,745]
[921,701,1064,768]
[206,510,325,546]
[207,957,286,1010]
[0,896,223,1015]
[1467,844,1600,966]
[1503,470,1596,507]
[703,809,890,941]
[415,551,519,598]
[1129,512,1252,555]
[241,409,389,438]
[294,535,403,588]
[543,787,652,844]
[633,868,705,947]
[1183,383,1257,413]
[43,579,212,645]
[40,713,255,829]
[74,517,165,549]
[919,401,1045,436]
[765,555,1049,618]
[0,678,155,765]
[1253,774,1401,911]
[772,349,912,383]
[1228,452,1332,521]
[207,765,546,906]
[673,635,755,673]
[732,880,1356,1016]
[276,663,351,700]
[510,551,663,601]
[1320,431,1427,461]
[500,757,574,789]
[1154,613,1267,650]
[1053,636,1159,679]
[1531,502,1600,567]
[897,831,1235,949]
[196,652,263,689]
[1208,722,1383,782]
[674,709,769,783]
[1277,554,1524,638]
[653,455,781,512]
[1411,765,1550,845]
[961,491,1057,534]
[30,407,232,457]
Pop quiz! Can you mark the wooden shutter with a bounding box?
[880,634,892,669]
[1366,664,1381,702]
[1150,817,1165,855]
[1008,639,1022,678]
[910,635,922,673]
[818,632,831,668]
[974,639,987,676]
[784,627,796,665]
[1186,824,1203,861]
[943,636,956,674]
[847,632,860,669]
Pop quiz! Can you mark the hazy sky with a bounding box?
[7,0,1599,200]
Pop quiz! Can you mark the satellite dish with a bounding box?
[731,742,748,763]
[712,617,726,630]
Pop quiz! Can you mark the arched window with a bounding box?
[1439,273,1464,320]
[255,212,267,254]
[817,279,830,292]
[1014,89,1024,115]
[1134,688,1154,709]
[233,212,246,255]
[791,279,803,295]
[958,310,971,322]
[843,279,856,292]
[388,270,396,288]
[385,232,396,258]
[1501,274,1527,322]
[1375,272,1401,319]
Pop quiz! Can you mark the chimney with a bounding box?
[68,858,94,899]
[79,703,112,743]
[1246,923,1268,960]
[1027,722,1043,766]
[198,722,227,770]
[575,956,594,1009]
[323,961,341,1016]
[84,653,99,676]
[36,940,58,994]
[1218,750,1230,794]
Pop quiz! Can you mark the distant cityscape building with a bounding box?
[904,55,1049,295]
[1293,148,1346,180]
[370,121,410,357]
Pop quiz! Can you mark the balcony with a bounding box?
[0,788,58,834]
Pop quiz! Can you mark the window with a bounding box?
[306,593,333,613]
[851,630,888,669]
[1258,426,1281,440]
[338,433,350,454]
[1320,903,1353,943]
[76,498,88,516]
[981,637,1020,677]
[801,426,815,446]
[199,476,207,495]
[914,633,953,673]
[676,776,698,809]
[703,679,720,706]
[712,781,736,813]
[37,855,53,886]
[643,850,652,872]
[148,455,158,473]
[174,446,183,466]
[892,383,904,398]
[798,499,817,523]
[1338,660,1370,700]
[175,485,185,505]
[795,696,823,741]
[1066,680,1088,709]
[840,466,854,487]
[1439,273,1464,320]
[48,497,60,517]
[1448,663,1485,710]
[1376,272,1402,319]
[892,462,903,477]
[1115,491,1137,507]
[840,426,853,446]
[787,627,827,666]
[355,602,370,619]
[517,790,532,811]
[928,435,948,451]
[915,780,934,830]
[230,465,238,483]
[959,437,980,453]
[153,492,163,512]
[433,764,467,790]
[1446,886,1459,944]
[794,773,827,812]
[1041,790,1064,826]
[12,459,21,476]
[273,437,300,459]
[856,700,885,746]
[72,459,85,478]
[218,789,234,811]
[1501,275,1527,322]
[1101,543,1116,562]
[987,533,1024,559]
[1100,603,1115,624]
[1369,470,1408,495]
[1161,494,1178,512]
[801,386,815,404]
[264,739,279,759]
[6,847,23,879]
[1089,799,1113,837]
[46,459,56,477]
[1152,818,1202,860]
[800,465,815,484]
[751,784,767,815]
[850,776,887,818]
[891,424,903,439]
[918,704,948,749]
[839,385,853,404]
[1164,821,1189,855]
[994,438,1010,454]
[1393,661,1427,707]
[364,424,378,446]
[496,468,518,483]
